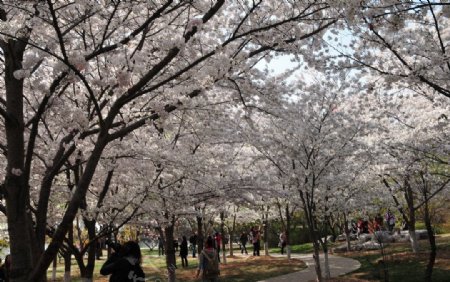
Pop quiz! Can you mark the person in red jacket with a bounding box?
[214,232,222,262]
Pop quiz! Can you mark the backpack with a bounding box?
[202,250,220,279]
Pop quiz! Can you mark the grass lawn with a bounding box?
[48,252,306,281]
[338,234,450,282]
[268,242,315,254]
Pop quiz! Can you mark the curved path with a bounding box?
[258,253,361,282]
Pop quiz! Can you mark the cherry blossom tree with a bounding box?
[323,2,450,101]
[361,85,449,280]
[0,1,339,280]
[241,71,371,281]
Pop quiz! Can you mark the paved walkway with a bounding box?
[258,253,361,282]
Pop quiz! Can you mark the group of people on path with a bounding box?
[178,231,222,269]
[353,210,398,237]
[99,233,221,282]
[238,226,262,256]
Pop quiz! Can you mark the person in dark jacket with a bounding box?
[100,241,145,282]
[239,232,248,255]
[180,235,188,268]
[189,232,198,257]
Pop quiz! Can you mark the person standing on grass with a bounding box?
[180,236,189,268]
[240,231,248,255]
[196,236,220,282]
[214,232,222,262]
[279,230,287,255]
[158,236,164,256]
[385,210,396,232]
[189,232,198,258]
[251,227,261,256]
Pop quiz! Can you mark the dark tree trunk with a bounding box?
[229,212,236,256]
[406,183,419,253]
[220,212,227,263]
[164,224,176,282]
[31,134,109,280]
[83,220,97,281]
[64,251,72,282]
[64,224,73,282]
[263,214,269,256]
[197,216,204,255]
[424,197,436,282]
[286,204,292,259]
[3,37,37,282]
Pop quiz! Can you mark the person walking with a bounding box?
[214,232,222,262]
[385,210,396,232]
[189,232,198,258]
[279,230,287,255]
[196,236,220,282]
[251,227,260,256]
[100,241,145,282]
[180,236,189,268]
[158,236,164,256]
[239,231,248,255]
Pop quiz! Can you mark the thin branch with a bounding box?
[427,0,450,73]
[87,0,175,60]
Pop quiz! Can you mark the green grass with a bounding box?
[268,242,315,254]
[290,243,315,253]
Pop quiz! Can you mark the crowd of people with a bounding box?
[98,230,224,281]
[0,225,279,281]
[352,210,400,237]
[237,226,262,256]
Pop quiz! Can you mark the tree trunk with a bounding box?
[64,225,73,282]
[229,213,236,257]
[423,197,436,282]
[405,181,419,253]
[299,189,322,282]
[64,252,72,282]
[31,134,109,281]
[164,224,176,282]
[343,213,351,252]
[312,242,323,282]
[83,221,97,282]
[197,216,204,255]
[262,207,270,256]
[52,257,57,282]
[220,212,227,264]
[323,245,331,279]
[264,219,269,256]
[408,228,419,253]
[3,37,36,282]
[77,265,89,282]
[286,204,291,260]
